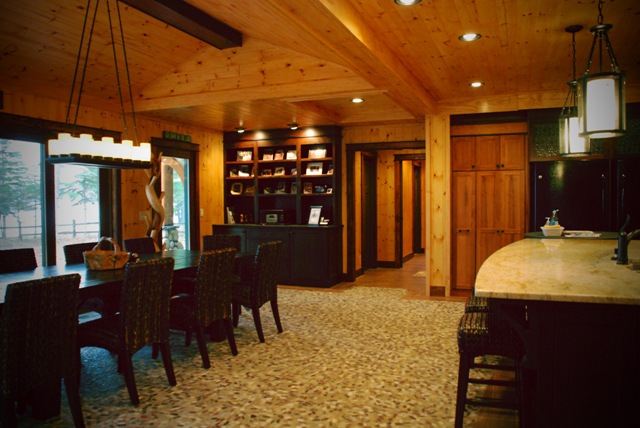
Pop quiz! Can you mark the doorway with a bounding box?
[361,152,377,271]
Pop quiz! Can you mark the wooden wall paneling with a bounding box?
[376,150,395,263]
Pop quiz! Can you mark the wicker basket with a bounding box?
[83,237,131,270]
[541,226,564,237]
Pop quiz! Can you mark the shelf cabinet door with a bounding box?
[452,172,476,290]
[452,136,477,171]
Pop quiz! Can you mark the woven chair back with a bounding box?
[123,237,157,255]
[0,274,81,399]
[249,241,281,306]
[202,234,241,252]
[119,257,174,354]
[193,248,237,324]
[0,248,37,274]
[63,242,99,265]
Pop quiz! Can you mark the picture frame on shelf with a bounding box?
[286,149,297,160]
[262,169,272,176]
[263,149,274,161]
[308,145,326,159]
[274,166,285,176]
[244,184,255,195]
[239,165,250,176]
[230,182,244,195]
[229,169,238,177]
[290,182,298,194]
[303,182,313,194]
[326,187,333,194]
[327,164,334,175]
[237,150,252,161]
[306,162,323,175]
[291,167,297,175]
[308,206,322,225]
[276,181,287,194]
[274,150,284,160]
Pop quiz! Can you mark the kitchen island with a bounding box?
[475,238,640,427]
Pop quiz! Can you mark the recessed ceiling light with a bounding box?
[395,0,422,5]
[289,123,299,130]
[235,126,245,133]
[469,81,484,88]
[459,33,481,42]
[351,97,364,103]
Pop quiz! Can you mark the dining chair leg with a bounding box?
[232,303,241,327]
[64,374,86,428]
[194,325,210,369]
[224,318,238,356]
[271,299,283,333]
[158,343,177,386]
[251,306,265,343]
[120,354,140,406]
[454,353,471,428]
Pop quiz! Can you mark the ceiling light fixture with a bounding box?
[351,97,364,103]
[394,0,422,5]
[48,0,151,167]
[559,25,590,157]
[469,82,484,88]
[289,123,299,130]
[458,33,481,42]
[578,0,626,139]
[235,126,245,133]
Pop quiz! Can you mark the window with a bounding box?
[161,156,189,250]
[0,139,44,264]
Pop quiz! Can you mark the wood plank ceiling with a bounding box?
[1,0,639,132]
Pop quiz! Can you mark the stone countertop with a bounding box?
[475,238,640,305]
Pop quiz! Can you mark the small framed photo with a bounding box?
[274,150,284,160]
[237,150,252,161]
[308,145,327,159]
[303,182,313,194]
[274,166,285,176]
[230,182,243,195]
[327,164,334,175]
[308,206,322,225]
[263,150,274,161]
[276,181,287,193]
[262,169,272,176]
[306,162,323,175]
[244,184,255,195]
[291,167,297,175]
[286,149,297,160]
[229,169,238,177]
[290,182,298,194]
[326,187,333,194]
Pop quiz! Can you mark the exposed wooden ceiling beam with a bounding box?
[120,0,242,49]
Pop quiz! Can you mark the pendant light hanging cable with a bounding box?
[115,0,140,144]
[106,0,130,140]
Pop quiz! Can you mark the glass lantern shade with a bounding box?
[559,111,589,156]
[578,71,626,139]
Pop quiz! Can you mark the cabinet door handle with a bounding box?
[471,164,475,169]
[458,229,471,233]
[496,163,501,168]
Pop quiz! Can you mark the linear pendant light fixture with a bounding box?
[577,0,626,139]
[559,25,589,156]
[48,0,151,168]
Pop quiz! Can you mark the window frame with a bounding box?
[0,112,121,265]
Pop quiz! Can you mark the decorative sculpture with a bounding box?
[144,150,165,251]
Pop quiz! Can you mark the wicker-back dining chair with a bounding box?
[232,241,283,343]
[0,274,85,427]
[169,248,238,368]
[0,248,37,274]
[63,242,99,264]
[202,234,242,252]
[123,237,157,255]
[77,257,176,406]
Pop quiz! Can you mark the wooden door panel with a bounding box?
[500,134,526,170]
[476,172,498,230]
[474,135,500,170]
[476,231,502,272]
[454,232,476,289]
[498,171,525,232]
[452,172,476,290]
[452,172,475,231]
[452,136,476,171]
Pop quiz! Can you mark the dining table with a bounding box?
[0,248,252,420]
[474,237,640,427]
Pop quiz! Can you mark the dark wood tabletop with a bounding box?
[0,250,247,305]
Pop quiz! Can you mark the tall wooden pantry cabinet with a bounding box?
[451,134,526,291]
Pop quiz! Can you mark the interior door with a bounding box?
[361,152,377,270]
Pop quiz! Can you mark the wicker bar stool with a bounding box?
[455,310,525,428]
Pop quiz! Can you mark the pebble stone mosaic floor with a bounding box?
[13,286,490,427]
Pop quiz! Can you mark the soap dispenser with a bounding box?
[550,209,559,226]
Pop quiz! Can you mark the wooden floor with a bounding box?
[314,253,519,427]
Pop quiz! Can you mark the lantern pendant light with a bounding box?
[577,0,626,139]
[559,25,589,156]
